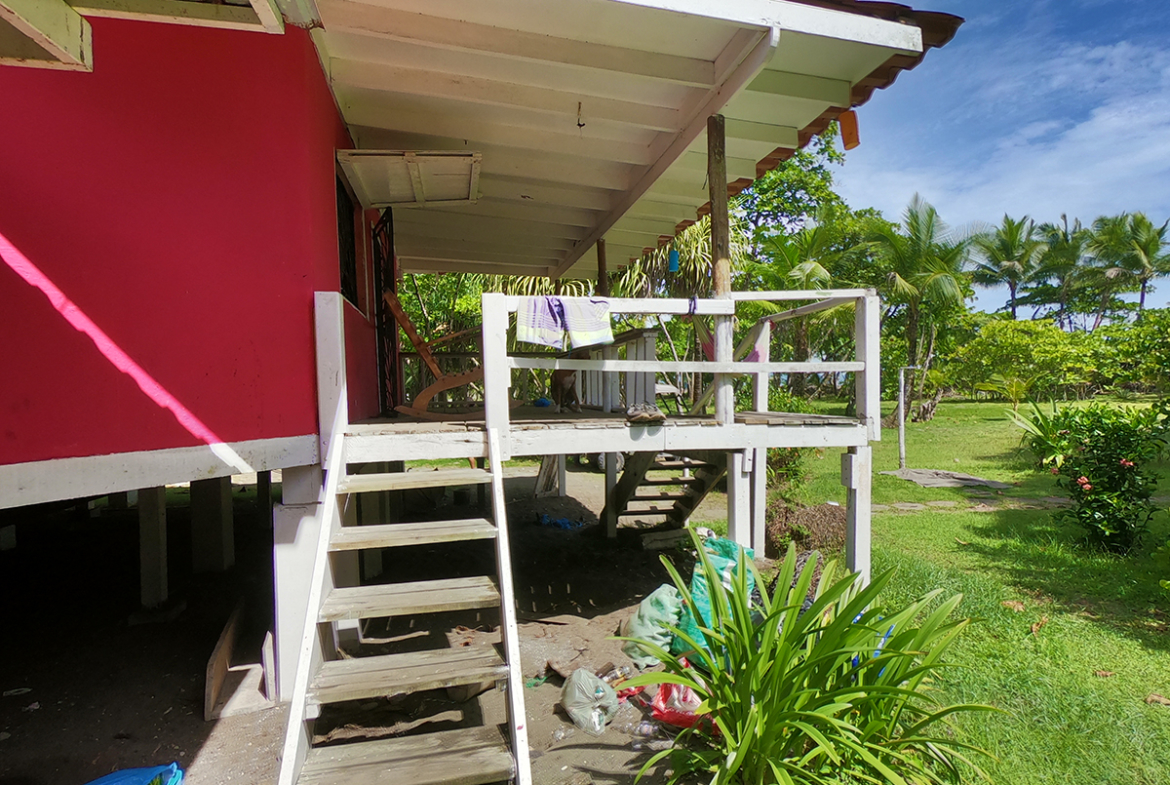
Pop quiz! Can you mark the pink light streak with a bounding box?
[0,230,252,472]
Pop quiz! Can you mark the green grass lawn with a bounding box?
[797,400,1170,785]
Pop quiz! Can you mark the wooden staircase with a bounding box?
[277,429,530,785]
[603,451,728,529]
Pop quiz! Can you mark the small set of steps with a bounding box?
[279,430,529,785]
[603,451,727,529]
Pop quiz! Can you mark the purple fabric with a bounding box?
[516,296,565,349]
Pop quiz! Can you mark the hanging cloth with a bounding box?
[516,296,613,349]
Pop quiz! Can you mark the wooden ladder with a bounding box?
[277,429,531,785]
[602,451,728,529]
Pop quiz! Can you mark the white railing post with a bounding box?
[314,292,348,464]
[750,322,771,554]
[481,293,512,459]
[854,293,881,442]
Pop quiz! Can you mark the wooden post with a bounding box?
[855,293,882,442]
[191,477,234,573]
[138,486,168,609]
[843,446,873,583]
[709,114,734,425]
[597,239,609,297]
[257,470,273,529]
[481,294,512,460]
[315,293,349,466]
[272,464,322,701]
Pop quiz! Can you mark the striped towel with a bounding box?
[516,296,613,349]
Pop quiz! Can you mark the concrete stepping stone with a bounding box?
[891,503,927,511]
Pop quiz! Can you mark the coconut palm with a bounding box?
[1089,212,1170,319]
[1025,215,1092,329]
[971,214,1044,318]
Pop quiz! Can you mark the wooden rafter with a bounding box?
[69,0,282,34]
[1,0,91,71]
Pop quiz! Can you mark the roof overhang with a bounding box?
[315,0,959,279]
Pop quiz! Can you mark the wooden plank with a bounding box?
[319,576,499,621]
[246,0,282,33]
[70,0,265,32]
[309,646,507,706]
[731,288,875,302]
[316,0,715,86]
[482,296,513,459]
[509,357,864,374]
[205,600,245,721]
[856,294,881,442]
[300,725,513,785]
[3,0,90,70]
[329,518,496,551]
[383,291,443,378]
[338,467,491,493]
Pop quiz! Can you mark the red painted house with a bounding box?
[0,2,959,782]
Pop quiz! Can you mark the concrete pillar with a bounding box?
[726,452,751,549]
[273,464,322,702]
[138,487,168,609]
[843,445,873,583]
[191,476,234,573]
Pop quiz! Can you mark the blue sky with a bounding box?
[834,0,1170,312]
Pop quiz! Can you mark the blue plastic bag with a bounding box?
[84,763,184,785]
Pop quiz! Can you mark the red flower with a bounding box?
[1119,458,1134,468]
[1083,484,1092,491]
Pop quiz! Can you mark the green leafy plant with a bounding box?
[975,373,1035,411]
[1011,401,1170,551]
[619,534,994,785]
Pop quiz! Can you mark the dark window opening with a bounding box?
[337,176,358,305]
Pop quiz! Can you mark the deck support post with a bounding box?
[191,476,234,573]
[257,470,273,529]
[482,293,512,460]
[727,451,751,548]
[138,486,168,609]
[842,445,872,584]
[604,455,618,538]
[597,238,609,297]
[273,463,323,702]
[709,114,734,425]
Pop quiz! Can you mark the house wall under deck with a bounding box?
[0,18,379,508]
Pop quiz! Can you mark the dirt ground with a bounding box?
[0,462,729,785]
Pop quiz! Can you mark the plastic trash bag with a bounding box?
[84,763,184,785]
[621,584,682,669]
[672,537,754,656]
[560,669,619,736]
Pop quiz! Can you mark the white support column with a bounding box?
[315,292,348,464]
[481,294,512,459]
[556,454,567,497]
[602,345,619,412]
[138,486,168,609]
[191,476,234,573]
[273,464,322,702]
[727,452,751,548]
[842,445,873,583]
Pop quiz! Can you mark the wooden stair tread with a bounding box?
[330,519,496,551]
[632,493,690,502]
[319,577,499,622]
[652,460,713,470]
[299,725,514,785]
[640,477,703,486]
[309,646,507,706]
[339,468,492,493]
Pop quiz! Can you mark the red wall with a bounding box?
[0,18,379,466]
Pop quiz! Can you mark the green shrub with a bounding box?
[620,533,994,785]
[945,320,1095,400]
[1012,400,1169,551]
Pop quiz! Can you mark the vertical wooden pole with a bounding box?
[856,293,882,442]
[709,115,734,425]
[138,486,168,609]
[750,322,772,553]
[482,294,512,460]
[191,477,234,573]
[597,239,609,297]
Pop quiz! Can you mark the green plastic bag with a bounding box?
[671,537,754,656]
[622,584,682,669]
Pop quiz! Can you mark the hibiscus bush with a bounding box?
[1013,401,1170,551]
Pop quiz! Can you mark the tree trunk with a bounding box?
[789,320,809,396]
[1008,282,1018,319]
[913,386,945,423]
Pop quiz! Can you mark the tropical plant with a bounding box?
[1089,212,1170,317]
[1012,401,1170,551]
[974,373,1035,411]
[1021,215,1091,329]
[619,533,994,785]
[870,195,972,419]
[971,214,1044,318]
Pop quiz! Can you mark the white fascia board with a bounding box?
[607,0,922,53]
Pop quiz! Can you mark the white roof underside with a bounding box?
[312,0,922,278]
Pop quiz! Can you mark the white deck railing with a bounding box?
[480,290,881,457]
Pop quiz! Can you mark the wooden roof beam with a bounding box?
[552,27,778,278]
[330,57,682,132]
[398,256,557,277]
[69,0,282,34]
[316,0,718,87]
[2,0,91,70]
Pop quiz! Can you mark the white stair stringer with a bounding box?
[487,427,533,785]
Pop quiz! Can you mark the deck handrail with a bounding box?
[481,290,880,458]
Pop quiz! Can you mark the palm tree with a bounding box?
[1026,215,1091,329]
[871,195,971,418]
[749,224,835,395]
[1089,213,1170,319]
[971,214,1044,318]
